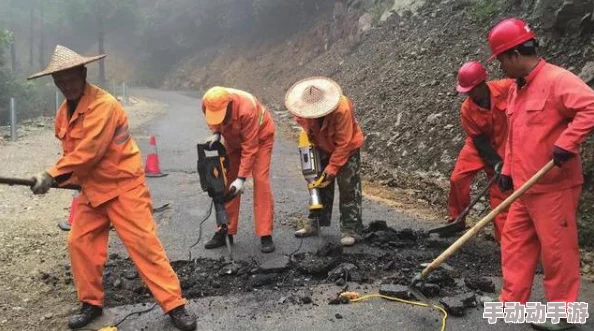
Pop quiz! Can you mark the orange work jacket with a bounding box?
[461,79,513,157]
[502,59,594,193]
[206,88,275,179]
[48,83,145,207]
[295,96,364,176]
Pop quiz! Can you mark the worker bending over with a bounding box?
[285,76,365,246]
[201,86,276,253]
[28,46,195,331]
[447,61,513,241]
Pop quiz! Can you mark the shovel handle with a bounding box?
[0,176,81,191]
[421,160,555,278]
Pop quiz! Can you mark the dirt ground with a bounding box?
[0,97,166,331]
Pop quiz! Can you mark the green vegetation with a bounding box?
[471,0,499,21]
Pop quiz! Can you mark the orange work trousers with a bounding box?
[68,183,186,313]
[448,142,508,242]
[499,186,581,304]
[224,134,274,237]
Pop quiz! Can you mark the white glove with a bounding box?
[206,133,221,148]
[229,178,245,196]
[31,171,55,195]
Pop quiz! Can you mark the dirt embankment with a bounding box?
[0,97,165,331]
[163,0,594,246]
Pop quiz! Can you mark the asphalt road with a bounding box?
[92,89,594,331]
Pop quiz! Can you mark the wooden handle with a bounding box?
[0,176,81,191]
[421,160,556,277]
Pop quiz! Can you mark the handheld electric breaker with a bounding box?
[298,130,325,228]
[197,141,234,260]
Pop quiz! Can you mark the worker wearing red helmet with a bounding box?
[489,18,594,330]
[447,61,513,241]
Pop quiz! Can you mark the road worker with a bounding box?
[285,76,365,246]
[28,45,196,331]
[489,18,594,331]
[446,61,513,241]
[201,86,276,253]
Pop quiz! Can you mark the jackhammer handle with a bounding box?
[0,176,81,191]
[421,160,555,278]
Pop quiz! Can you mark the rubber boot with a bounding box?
[260,235,275,253]
[340,233,356,246]
[204,230,234,249]
[531,319,575,331]
[68,303,102,329]
[169,305,197,331]
[294,218,319,238]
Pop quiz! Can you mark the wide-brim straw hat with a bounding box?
[285,76,342,119]
[27,45,106,80]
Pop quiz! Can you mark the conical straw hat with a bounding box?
[27,45,106,80]
[285,76,342,119]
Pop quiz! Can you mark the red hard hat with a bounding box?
[456,61,487,93]
[487,18,536,62]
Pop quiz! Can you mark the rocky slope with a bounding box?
[163,0,594,246]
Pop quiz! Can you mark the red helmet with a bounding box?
[487,18,536,62]
[456,61,487,93]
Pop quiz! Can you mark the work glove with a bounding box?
[206,133,221,148]
[31,171,55,195]
[498,174,513,192]
[229,178,245,196]
[311,171,334,189]
[552,145,575,167]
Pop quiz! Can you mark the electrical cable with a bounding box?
[344,292,448,331]
[73,302,158,331]
[187,200,214,261]
[113,303,158,328]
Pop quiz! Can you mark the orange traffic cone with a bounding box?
[145,135,168,177]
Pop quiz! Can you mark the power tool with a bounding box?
[298,130,328,228]
[196,141,234,260]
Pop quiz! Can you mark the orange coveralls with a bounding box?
[499,60,594,304]
[206,88,275,237]
[48,83,186,313]
[295,96,364,176]
[448,79,513,241]
[295,95,364,230]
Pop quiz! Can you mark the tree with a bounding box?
[57,0,137,87]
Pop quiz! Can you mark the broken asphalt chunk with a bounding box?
[379,283,412,299]
[464,276,495,293]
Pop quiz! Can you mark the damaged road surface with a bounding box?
[49,89,594,331]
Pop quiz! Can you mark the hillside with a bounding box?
[163,0,594,245]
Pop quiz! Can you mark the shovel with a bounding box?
[409,160,555,303]
[0,176,81,191]
[427,175,498,237]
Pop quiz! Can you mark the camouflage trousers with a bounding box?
[310,150,363,233]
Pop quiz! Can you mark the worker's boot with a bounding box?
[340,232,356,247]
[531,319,575,331]
[169,305,197,331]
[260,235,275,253]
[67,302,102,329]
[204,230,234,249]
[294,218,319,237]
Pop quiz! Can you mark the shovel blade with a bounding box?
[427,219,467,237]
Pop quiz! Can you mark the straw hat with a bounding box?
[27,45,106,80]
[285,76,342,119]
